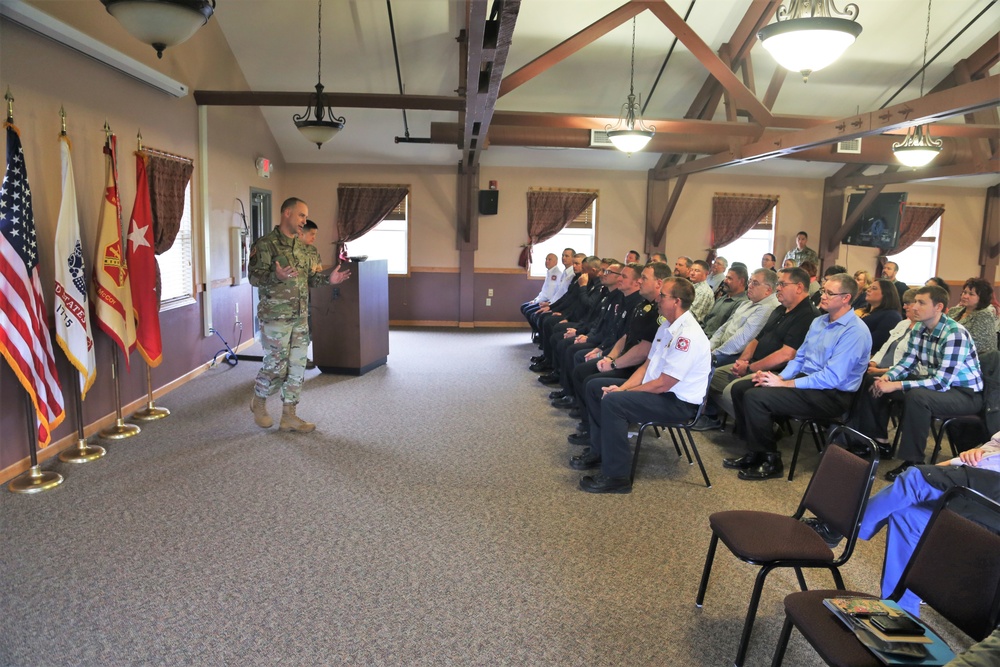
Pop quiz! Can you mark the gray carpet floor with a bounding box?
[0,328,960,666]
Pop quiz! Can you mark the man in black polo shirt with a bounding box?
[692,267,819,431]
[564,262,667,445]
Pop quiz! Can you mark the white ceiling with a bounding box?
[214,0,1000,186]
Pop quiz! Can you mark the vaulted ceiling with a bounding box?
[205,0,1000,187]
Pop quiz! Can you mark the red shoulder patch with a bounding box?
[675,337,690,352]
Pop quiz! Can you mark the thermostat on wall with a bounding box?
[255,157,272,179]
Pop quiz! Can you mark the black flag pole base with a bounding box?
[132,403,170,421]
[58,438,107,463]
[99,418,140,440]
[8,464,64,494]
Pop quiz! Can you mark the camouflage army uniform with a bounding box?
[249,226,326,405]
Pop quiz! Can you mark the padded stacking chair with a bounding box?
[695,427,879,667]
[629,372,714,488]
[770,486,1000,667]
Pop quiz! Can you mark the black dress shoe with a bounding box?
[567,432,591,446]
[530,354,546,363]
[568,407,583,420]
[548,390,567,399]
[529,361,551,372]
[722,452,763,470]
[569,454,600,470]
[738,453,784,480]
[690,415,723,432]
[538,373,561,386]
[885,460,917,482]
[551,396,577,409]
[579,474,632,494]
[876,443,893,459]
[575,421,589,434]
[802,517,844,549]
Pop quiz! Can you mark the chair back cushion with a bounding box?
[904,506,1000,641]
[802,446,872,541]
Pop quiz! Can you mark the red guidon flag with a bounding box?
[92,135,136,366]
[127,153,161,366]
[0,123,65,445]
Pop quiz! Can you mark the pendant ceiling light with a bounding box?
[758,0,863,81]
[892,0,942,168]
[293,0,345,149]
[100,0,215,59]
[605,17,655,155]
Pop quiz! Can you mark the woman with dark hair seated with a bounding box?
[949,277,998,354]
[857,279,903,354]
[925,276,948,290]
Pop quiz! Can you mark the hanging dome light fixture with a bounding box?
[100,0,215,59]
[606,17,655,155]
[892,0,942,168]
[758,0,863,82]
[293,0,346,149]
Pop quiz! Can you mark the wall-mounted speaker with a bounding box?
[478,190,499,216]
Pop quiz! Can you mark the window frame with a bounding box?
[341,189,411,277]
[158,180,196,311]
[527,188,599,278]
[714,197,779,272]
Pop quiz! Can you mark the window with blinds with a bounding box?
[887,217,941,285]
[344,193,409,275]
[158,182,195,309]
[716,197,778,271]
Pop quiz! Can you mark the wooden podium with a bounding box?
[310,259,388,375]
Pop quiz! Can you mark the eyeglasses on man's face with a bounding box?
[819,289,850,298]
[603,269,621,276]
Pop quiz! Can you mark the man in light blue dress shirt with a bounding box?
[726,273,872,480]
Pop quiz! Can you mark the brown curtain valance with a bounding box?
[144,150,194,255]
[877,203,945,275]
[708,194,778,262]
[520,190,597,267]
[336,184,409,244]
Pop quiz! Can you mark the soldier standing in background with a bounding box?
[249,198,350,432]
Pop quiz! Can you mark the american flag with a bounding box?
[0,124,64,446]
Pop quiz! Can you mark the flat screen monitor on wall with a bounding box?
[842,192,907,249]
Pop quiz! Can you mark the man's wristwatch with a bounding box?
[610,359,617,369]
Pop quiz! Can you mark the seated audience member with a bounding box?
[810,264,847,308]
[868,288,922,377]
[625,249,640,264]
[851,285,983,481]
[547,262,625,402]
[948,277,998,354]
[853,435,1000,616]
[882,260,909,305]
[565,263,668,443]
[851,269,871,310]
[761,253,777,272]
[688,260,715,323]
[572,277,711,494]
[783,230,820,268]
[925,276,948,290]
[706,256,728,292]
[693,267,818,431]
[530,255,593,368]
[673,256,692,278]
[800,260,820,297]
[534,257,607,375]
[550,263,643,406]
[782,258,795,270]
[857,279,903,353]
[650,252,667,264]
[529,252,581,337]
[521,253,562,319]
[726,273,870,480]
[702,265,748,337]
[708,268,779,367]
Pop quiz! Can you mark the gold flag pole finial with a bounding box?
[60,106,67,136]
[137,129,143,152]
[5,87,13,124]
[103,119,112,143]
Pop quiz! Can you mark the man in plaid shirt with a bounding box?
[852,285,983,481]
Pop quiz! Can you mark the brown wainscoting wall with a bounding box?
[389,267,539,326]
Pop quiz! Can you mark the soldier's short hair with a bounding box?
[281,197,307,213]
[302,219,318,231]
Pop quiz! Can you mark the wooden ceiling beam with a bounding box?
[192,90,464,111]
[644,0,773,125]
[497,0,644,98]
[833,159,999,187]
[662,74,1000,178]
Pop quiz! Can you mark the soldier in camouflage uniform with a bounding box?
[249,198,350,432]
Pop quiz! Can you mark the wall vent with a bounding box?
[836,138,863,154]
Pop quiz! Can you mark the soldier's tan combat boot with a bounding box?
[280,404,315,433]
[251,394,273,428]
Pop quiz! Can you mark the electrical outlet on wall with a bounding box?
[487,288,494,297]
[486,298,492,306]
